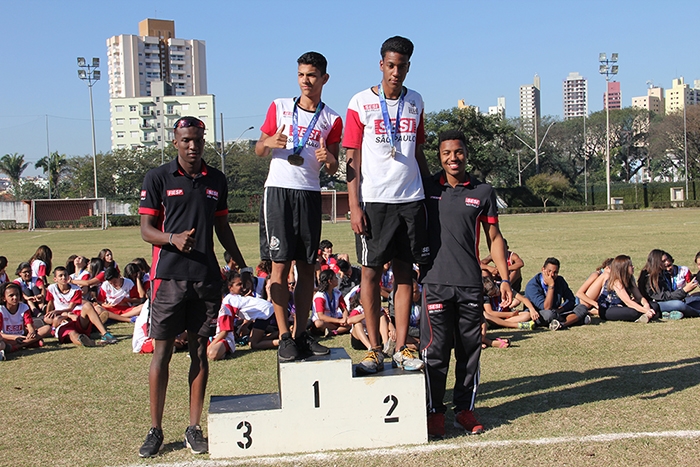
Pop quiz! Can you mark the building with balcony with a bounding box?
[632,86,664,114]
[604,81,621,110]
[665,77,700,114]
[519,74,540,134]
[563,72,587,120]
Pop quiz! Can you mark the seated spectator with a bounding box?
[124,262,149,298]
[0,256,8,284]
[30,245,52,286]
[208,272,275,360]
[480,239,524,292]
[598,255,659,323]
[69,257,106,302]
[255,260,272,279]
[221,251,238,276]
[638,249,699,319]
[348,292,395,355]
[337,259,361,296]
[131,257,151,283]
[524,257,588,330]
[14,262,45,317]
[663,251,692,290]
[310,269,350,336]
[380,261,394,302]
[132,299,187,354]
[318,239,336,267]
[575,258,613,317]
[98,248,119,273]
[482,275,536,337]
[44,267,117,345]
[95,267,143,322]
[0,282,51,354]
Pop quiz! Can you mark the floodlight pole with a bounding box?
[684,102,689,200]
[599,52,618,210]
[78,57,100,199]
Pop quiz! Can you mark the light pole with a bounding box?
[513,121,556,184]
[599,52,618,209]
[77,57,100,199]
[683,101,689,200]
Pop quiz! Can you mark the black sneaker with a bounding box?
[139,427,164,458]
[184,424,208,454]
[296,331,330,357]
[278,332,299,362]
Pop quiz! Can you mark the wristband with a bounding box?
[501,280,511,284]
[168,233,174,246]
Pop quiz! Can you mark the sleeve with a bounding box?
[416,110,426,145]
[478,186,499,224]
[313,295,327,315]
[558,278,576,312]
[342,98,364,149]
[71,289,83,305]
[138,169,163,217]
[37,262,47,277]
[96,271,105,282]
[325,115,343,145]
[215,172,229,217]
[129,284,140,299]
[524,275,546,311]
[45,288,54,302]
[218,313,235,333]
[97,286,107,303]
[23,309,33,326]
[36,278,44,288]
[260,101,279,137]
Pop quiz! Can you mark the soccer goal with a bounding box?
[28,198,107,231]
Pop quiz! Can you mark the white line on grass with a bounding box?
[114,430,700,467]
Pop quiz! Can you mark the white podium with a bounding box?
[208,348,427,459]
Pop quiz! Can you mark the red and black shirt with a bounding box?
[139,158,228,282]
[422,172,499,298]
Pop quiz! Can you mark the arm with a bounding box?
[346,147,366,235]
[556,277,576,313]
[315,138,339,175]
[415,145,430,179]
[613,282,652,315]
[524,275,546,311]
[515,292,540,322]
[255,127,287,158]
[485,222,512,308]
[214,215,247,269]
[576,272,602,309]
[140,214,195,253]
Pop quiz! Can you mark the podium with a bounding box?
[208,348,427,459]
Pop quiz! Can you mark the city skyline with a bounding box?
[2,0,699,176]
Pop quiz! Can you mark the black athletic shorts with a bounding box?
[355,201,429,267]
[150,278,223,340]
[260,187,322,264]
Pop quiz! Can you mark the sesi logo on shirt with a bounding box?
[464,197,481,208]
[140,190,147,200]
[206,188,219,200]
[167,189,184,197]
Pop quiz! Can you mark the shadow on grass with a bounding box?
[476,356,700,430]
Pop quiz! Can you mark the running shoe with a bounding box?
[518,320,535,330]
[583,315,592,325]
[277,332,299,362]
[296,331,330,357]
[356,349,384,374]
[139,427,164,458]
[101,332,118,345]
[184,424,207,454]
[427,412,446,438]
[635,314,650,323]
[77,334,96,347]
[454,409,484,435]
[392,346,424,371]
[0,349,5,361]
[549,319,562,331]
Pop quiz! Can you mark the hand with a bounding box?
[499,281,513,309]
[172,228,196,253]
[543,270,555,287]
[315,137,334,165]
[684,279,698,292]
[529,309,540,322]
[349,206,367,235]
[388,325,397,341]
[263,124,287,150]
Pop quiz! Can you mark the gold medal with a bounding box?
[391,146,396,158]
[287,154,304,166]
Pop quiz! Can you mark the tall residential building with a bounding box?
[106,19,207,98]
[604,81,621,110]
[110,81,215,150]
[519,74,540,133]
[631,86,664,114]
[488,97,506,118]
[562,72,587,120]
[664,77,700,114]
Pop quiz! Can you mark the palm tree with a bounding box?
[0,153,29,199]
[35,151,68,198]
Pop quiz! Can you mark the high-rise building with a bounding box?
[107,19,214,150]
[488,97,506,119]
[664,77,700,114]
[632,86,664,114]
[519,74,540,133]
[604,81,621,110]
[106,19,207,98]
[563,72,587,120]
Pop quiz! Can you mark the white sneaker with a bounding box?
[549,319,562,331]
[583,315,592,325]
[392,346,424,371]
[0,349,5,361]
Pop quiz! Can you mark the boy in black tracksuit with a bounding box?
[420,130,512,438]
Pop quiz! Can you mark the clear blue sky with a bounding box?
[2,0,699,175]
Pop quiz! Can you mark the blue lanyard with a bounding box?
[377,83,405,157]
[292,98,324,156]
[325,290,336,314]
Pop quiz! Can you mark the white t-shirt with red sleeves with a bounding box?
[31,260,47,279]
[70,269,90,281]
[46,284,83,312]
[343,87,426,203]
[132,299,153,353]
[217,293,274,353]
[98,278,139,308]
[0,302,32,336]
[260,98,343,191]
[311,288,347,321]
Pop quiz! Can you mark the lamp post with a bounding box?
[683,101,689,200]
[77,57,100,199]
[513,121,556,185]
[599,52,618,209]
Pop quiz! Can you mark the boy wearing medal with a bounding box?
[255,51,343,362]
[343,36,430,374]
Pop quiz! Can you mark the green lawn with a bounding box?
[2,209,700,467]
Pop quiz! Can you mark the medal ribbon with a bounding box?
[325,290,337,317]
[377,83,406,155]
[292,98,325,156]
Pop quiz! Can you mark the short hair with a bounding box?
[0,282,21,304]
[381,36,414,59]
[104,266,120,281]
[319,240,333,251]
[438,130,467,152]
[336,259,350,273]
[0,256,7,270]
[297,51,328,75]
[15,261,31,276]
[53,266,67,276]
[543,257,560,269]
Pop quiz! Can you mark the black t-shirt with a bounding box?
[339,266,362,296]
[421,172,499,298]
[139,158,228,282]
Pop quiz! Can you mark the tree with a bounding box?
[0,153,30,199]
[35,151,68,198]
[649,105,700,181]
[526,172,572,208]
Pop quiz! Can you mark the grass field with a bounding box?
[2,209,700,467]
